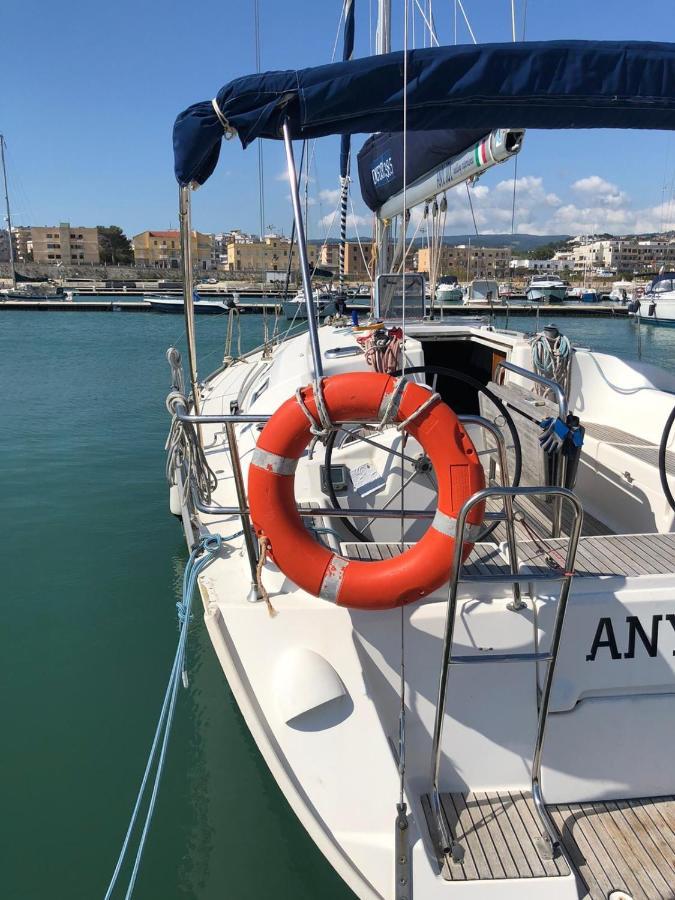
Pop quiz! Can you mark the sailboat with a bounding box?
[0,135,67,301]
[161,21,675,900]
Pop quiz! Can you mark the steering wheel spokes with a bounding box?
[325,365,522,543]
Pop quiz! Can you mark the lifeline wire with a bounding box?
[103,535,222,900]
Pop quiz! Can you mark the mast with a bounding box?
[338,0,355,297]
[0,135,17,290]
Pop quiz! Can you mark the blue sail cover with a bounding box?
[357,128,488,211]
[174,40,675,186]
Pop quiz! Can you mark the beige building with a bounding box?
[23,223,101,264]
[570,238,675,274]
[132,230,215,269]
[320,241,373,279]
[12,227,31,261]
[417,244,511,280]
[227,235,319,273]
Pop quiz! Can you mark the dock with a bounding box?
[441,303,630,318]
[0,299,285,314]
[0,299,631,317]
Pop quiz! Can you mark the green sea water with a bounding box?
[3,309,675,900]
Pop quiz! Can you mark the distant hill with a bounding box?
[311,234,572,252]
[435,233,572,252]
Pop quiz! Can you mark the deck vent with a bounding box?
[274,648,349,729]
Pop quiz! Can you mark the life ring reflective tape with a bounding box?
[247,372,485,610]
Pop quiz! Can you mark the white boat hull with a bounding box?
[526,287,567,303]
[167,321,675,898]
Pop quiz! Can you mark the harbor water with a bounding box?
[3,309,674,899]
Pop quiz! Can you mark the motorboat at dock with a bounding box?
[144,293,235,314]
[629,271,675,325]
[526,274,567,303]
[462,278,499,305]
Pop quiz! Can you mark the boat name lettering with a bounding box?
[436,153,473,189]
[586,614,675,662]
[372,154,394,186]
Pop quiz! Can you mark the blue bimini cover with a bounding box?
[173,40,675,187]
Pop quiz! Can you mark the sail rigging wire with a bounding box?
[456,0,477,44]
[253,0,273,353]
[396,212,424,274]
[465,181,480,236]
[508,0,520,299]
[413,0,439,46]
[348,193,375,283]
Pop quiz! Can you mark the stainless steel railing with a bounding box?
[495,360,568,422]
[168,396,515,599]
[494,360,569,537]
[429,485,583,868]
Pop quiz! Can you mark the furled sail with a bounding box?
[357,128,487,212]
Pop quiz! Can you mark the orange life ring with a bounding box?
[247,372,485,610]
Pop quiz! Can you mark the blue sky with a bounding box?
[3,0,675,239]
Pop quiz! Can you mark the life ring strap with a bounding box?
[251,447,299,475]
[432,510,483,542]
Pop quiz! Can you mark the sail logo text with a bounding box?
[372,155,394,186]
[586,613,675,661]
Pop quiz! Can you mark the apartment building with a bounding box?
[227,235,319,273]
[320,241,373,279]
[417,244,511,280]
[510,257,569,273]
[132,230,215,269]
[570,238,675,274]
[12,227,32,261]
[24,223,101,264]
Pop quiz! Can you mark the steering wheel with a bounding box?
[659,404,675,513]
[324,364,523,543]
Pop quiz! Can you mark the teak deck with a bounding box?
[422,791,675,898]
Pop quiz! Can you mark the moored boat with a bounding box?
[282,289,336,319]
[526,274,567,303]
[435,278,463,304]
[609,279,636,302]
[145,292,233,314]
[629,271,675,325]
[462,278,499,305]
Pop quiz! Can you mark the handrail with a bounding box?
[177,405,508,524]
[429,484,583,867]
[495,360,568,422]
[494,360,569,537]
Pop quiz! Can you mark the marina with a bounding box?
[5,308,675,900]
[5,1,675,899]
[0,297,633,317]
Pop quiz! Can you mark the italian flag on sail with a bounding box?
[473,140,489,167]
